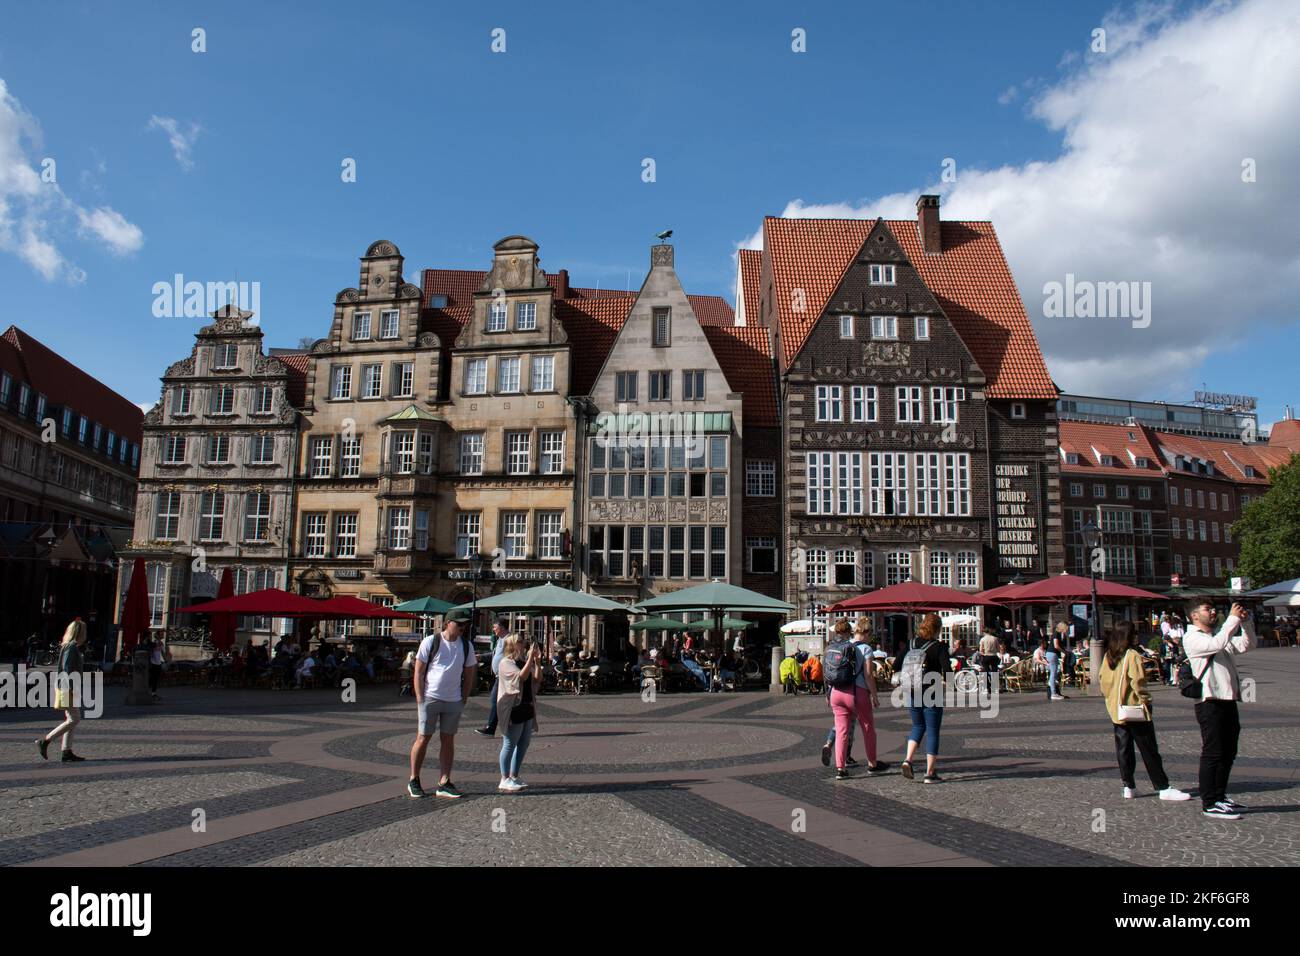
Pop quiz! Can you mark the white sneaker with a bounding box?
[1159,787,1191,801]
[1050,695,1065,701]
[499,778,523,792]
[1122,786,1135,799]
[497,777,514,792]
[512,778,529,790]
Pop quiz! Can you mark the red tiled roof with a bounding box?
[691,295,735,327]
[1147,431,1288,486]
[704,324,778,427]
[737,248,762,327]
[1058,421,1165,477]
[1268,418,1300,453]
[761,216,1057,400]
[2,325,143,442]
[275,353,311,408]
[555,297,635,395]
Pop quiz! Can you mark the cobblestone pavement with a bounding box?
[2,648,1297,867]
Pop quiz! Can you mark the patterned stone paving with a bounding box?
[0,647,1296,867]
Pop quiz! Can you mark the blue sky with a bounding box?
[1,0,1296,428]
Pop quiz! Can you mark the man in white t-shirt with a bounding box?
[408,612,477,799]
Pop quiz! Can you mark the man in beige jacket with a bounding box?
[1181,601,1254,820]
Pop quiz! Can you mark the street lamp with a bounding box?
[468,552,484,643]
[1081,520,1103,695]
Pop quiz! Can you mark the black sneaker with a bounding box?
[835,768,849,780]
[1222,798,1248,812]
[845,757,859,767]
[474,728,494,738]
[36,738,49,760]
[900,761,914,780]
[407,778,427,799]
[61,751,85,763]
[435,780,463,799]
[820,742,831,767]
[866,761,890,776]
[923,773,943,784]
[1203,803,1242,820]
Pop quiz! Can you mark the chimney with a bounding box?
[556,268,570,299]
[917,194,941,255]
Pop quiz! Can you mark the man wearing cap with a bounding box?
[408,612,477,799]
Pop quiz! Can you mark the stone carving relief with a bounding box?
[863,342,911,365]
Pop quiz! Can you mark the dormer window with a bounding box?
[488,301,508,332]
[1134,457,1149,468]
[1244,465,1257,478]
[429,295,449,308]
[869,264,896,285]
[1065,452,1080,465]
[1099,455,1115,467]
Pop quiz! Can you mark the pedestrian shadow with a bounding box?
[939,764,1113,784]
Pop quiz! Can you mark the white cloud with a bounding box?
[147,115,200,171]
[0,76,144,280]
[741,0,1300,399]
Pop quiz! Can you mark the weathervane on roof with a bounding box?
[655,229,673,244]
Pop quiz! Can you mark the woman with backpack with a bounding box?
[1098,621,1190,802]
[36,619,89,763]
[825,619,888,780]
[893,613,950,783]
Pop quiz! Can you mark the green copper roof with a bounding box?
[383,404,444,423]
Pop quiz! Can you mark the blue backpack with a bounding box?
[824,640,859,689]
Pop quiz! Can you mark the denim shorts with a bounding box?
[417,698,464,736]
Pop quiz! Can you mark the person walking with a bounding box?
[894,614,951,784]
[978,626,1001,696]
[145,632,169,702]
[474,617,511,738]
[1182,602,1254,820]
[496,635,542,792]
[823,619,888,780]
[1098,621,1190,802]
[36,619,89,763]
[408,611,477,799]
[1047,622,1068,701]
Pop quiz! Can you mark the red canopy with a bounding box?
[977,573,1167,605]
[313,595,418,620]
[120,556,150,653]
[174,588,329,618]
[208,568,236,652]
[976,581,1027,604]
[826,581,999,613]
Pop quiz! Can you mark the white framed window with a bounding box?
[869,452,910,515]
[507,431,531,474]
[1011,403,1027,419]
[1214,556,1222,578]
[206,434,230,464]
[171,386,192,416]
[869,264,896,285]
[1116,485,1130,500]
[806,452,833,514]
[351,312,372,341]
[1201,556,1209,577]
[1138,486,1151,501]
[805,548,828,587]
[380,309,400,340]
[456,512,481,558]
[418,433,435,474]
[209,385,235,415]
[1224,524,1232,544]
[538,512,563,559]
[198,492,225,542]
[1209,493,1218,511]
[163,435,187,464]
[146,563,170,628]
[334,513,358,558]
[1211,522,1220,543]
[340,437,361,477]
[330,365,352,399]
[302,513,327,557]
[746,537,777,574]
[1199,520,1207,542]
[930,386,965,424]
[1172,517,1181,540]
[833,549,858,586]
[502,512,528,558]
[1174,553,1183,574]
[253,385,274,415]
[465,358,488,395]
[839,315,854,338]
[392,431,415,474]
[956,551,979,589]
[460,433,484,475]
[498,357,521,393]
[896,387,924,423]
[154,492,181,540]
[540,431,565,474]
[915,452,941,515]
[395,362,414,398]
[871,315,899,339]
[414,509,430,551]
[531,355,555,392]
[746,460,775,497]
[250,433,275,464]
[835,451,863,514]
[214,343,239,369]
[850,385,878,422]
[243,492,271,541]
[915,315,930,340]
[929,550,952,587]
[387,507,411,550]
[1221,492,1230,511]
[815,385,842,422]
[1197,489,1206,509]
[488,301,507,332]
[885,551,911,585]
[311,437,333,478]
[1093,484,1107,498]
[516,302,537,330]
[362,364,383,399]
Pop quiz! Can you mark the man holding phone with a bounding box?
[1182,601,1255,820]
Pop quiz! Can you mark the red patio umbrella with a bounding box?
[174,587,329,618]
[312,594,419,620]
[826,580,1000,613]
[119,556,150,654]
[978,573,1167,605]
[208,568,236,652]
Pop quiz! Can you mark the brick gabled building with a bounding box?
[750,195,1063,619]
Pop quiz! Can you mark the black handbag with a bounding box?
[510,678,535,724]
[1178,655,1212,699]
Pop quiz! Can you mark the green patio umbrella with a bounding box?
[394,596,457,615]
[449,583,629,657]
[683,617,755,631]
[632,581,795,616]
[629,616,688,631]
